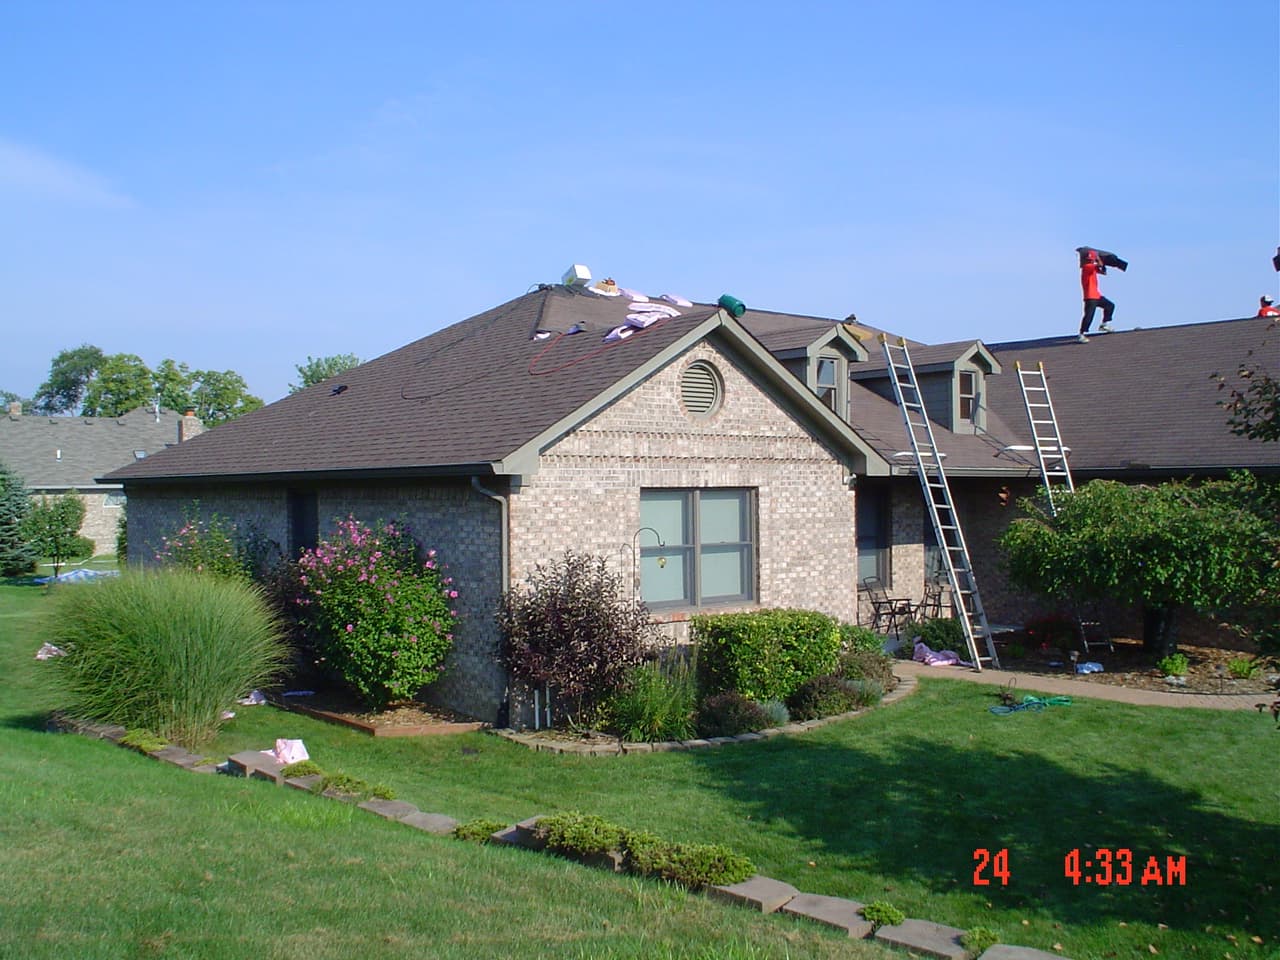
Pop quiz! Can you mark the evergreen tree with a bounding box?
[0,463,37,576]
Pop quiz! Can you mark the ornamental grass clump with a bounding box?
[295,517,457,710]
[43,568,287,748]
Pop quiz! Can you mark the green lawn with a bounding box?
[3,581,1278,959]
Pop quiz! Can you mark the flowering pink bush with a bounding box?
[296,517,457,709]
[155,510,252,581]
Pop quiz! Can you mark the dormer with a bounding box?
[767,322,868,420]
[851,340,1001,434]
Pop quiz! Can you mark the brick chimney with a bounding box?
[7,401,20,418]
[178,409,205,443]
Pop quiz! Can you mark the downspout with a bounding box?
[471,476,512,726]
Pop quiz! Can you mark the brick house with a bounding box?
[106,286,891,722]
[0,402,203,555]
[741,310,1279,642]
[105,279,1278,719]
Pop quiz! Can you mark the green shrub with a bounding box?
[44,568,288,748]
[837,647,896,689]
[453,818,507,844]
[962,926,1000,955]
[538,812,626,857]
[114,505,127,563]
[910,616,967,650]
[68,534,95,560]
[1227,656,1262,679]
[280,760,324,778]
[312,772,395,801]
[757,699,790,727]
[839,622,885,653]
[1157,652,1189,677]
[296,517,457,710]
[606,658,696,742]
[627,839,755,889]
[862,900,905,929]
[497,551,656,724]
[119,728,168,754]
[786,674,866,721]
[695,691,770,737]
[0,461,36,576]
[536,814,756,889]
[693,608,840,701]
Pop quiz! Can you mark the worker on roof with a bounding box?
[1077,249,1117,343]
[1258,295,1279,317]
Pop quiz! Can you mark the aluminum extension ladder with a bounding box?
[880,336,1000,670]
[1015,361,1075,516]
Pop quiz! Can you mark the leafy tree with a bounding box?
[1213,318,1278,442]
[0,462,36,576]
[152,359,195,414]
[999,475,1280,658]
[290,354,362,393]
[32,344,104,414]
[189,370,263,425]
[21,492,88,578]
[81,353,153,417]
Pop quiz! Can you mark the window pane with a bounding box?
[701,545,747,599]
[817,357,837,387]
[640,491,689,546]
[699,490,745,543]
[641,549,690,605]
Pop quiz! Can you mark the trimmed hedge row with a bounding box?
[692,608,841,702]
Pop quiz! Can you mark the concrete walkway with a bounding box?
[894,659,1272,711]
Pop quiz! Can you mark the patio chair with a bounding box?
[863,578,917,638]
[918,578,951,620]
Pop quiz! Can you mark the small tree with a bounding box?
[1212,317,1278,442]
[497,551,657,726]
[999,475,1280,658]
[0,463,36,576]
[21,492,88,578]
[290,354,362,393]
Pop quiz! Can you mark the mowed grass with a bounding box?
[0,581,890,960]
[6,581,1280,958]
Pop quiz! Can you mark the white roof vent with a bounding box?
[562,264,592,287]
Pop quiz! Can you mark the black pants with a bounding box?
[1080,297,1115,333]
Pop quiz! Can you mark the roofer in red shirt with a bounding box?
[1258,295,1279,317]
[1077,249,1115,342]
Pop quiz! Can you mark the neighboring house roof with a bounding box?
[106,286,890,485]
[985,317,1280,476]
[0,406,183,490]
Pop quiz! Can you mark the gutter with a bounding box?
[471,475,513,728]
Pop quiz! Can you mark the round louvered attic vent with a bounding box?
[681,360,723,417]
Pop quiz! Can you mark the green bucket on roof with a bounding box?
[718,294,747,318]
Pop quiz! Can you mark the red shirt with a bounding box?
[1259,305,1280,317]
[1081,261,1102,300]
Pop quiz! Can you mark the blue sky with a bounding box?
[3,1,1277,405]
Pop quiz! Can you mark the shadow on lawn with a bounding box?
[686,730,1278,939]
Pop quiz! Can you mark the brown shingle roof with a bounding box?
[985,317,1280,475]
[107,287,885,483]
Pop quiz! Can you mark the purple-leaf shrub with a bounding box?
[296,516,456,709]
[497,551,657,723]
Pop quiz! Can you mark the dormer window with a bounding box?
[812,353,846,416]
[959,371,977,422]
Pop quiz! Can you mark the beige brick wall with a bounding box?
[509,341,858,632]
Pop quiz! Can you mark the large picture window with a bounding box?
[639,488,755,608]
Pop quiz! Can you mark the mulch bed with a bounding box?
[270,689,486,737]
[990,633,1278,697]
